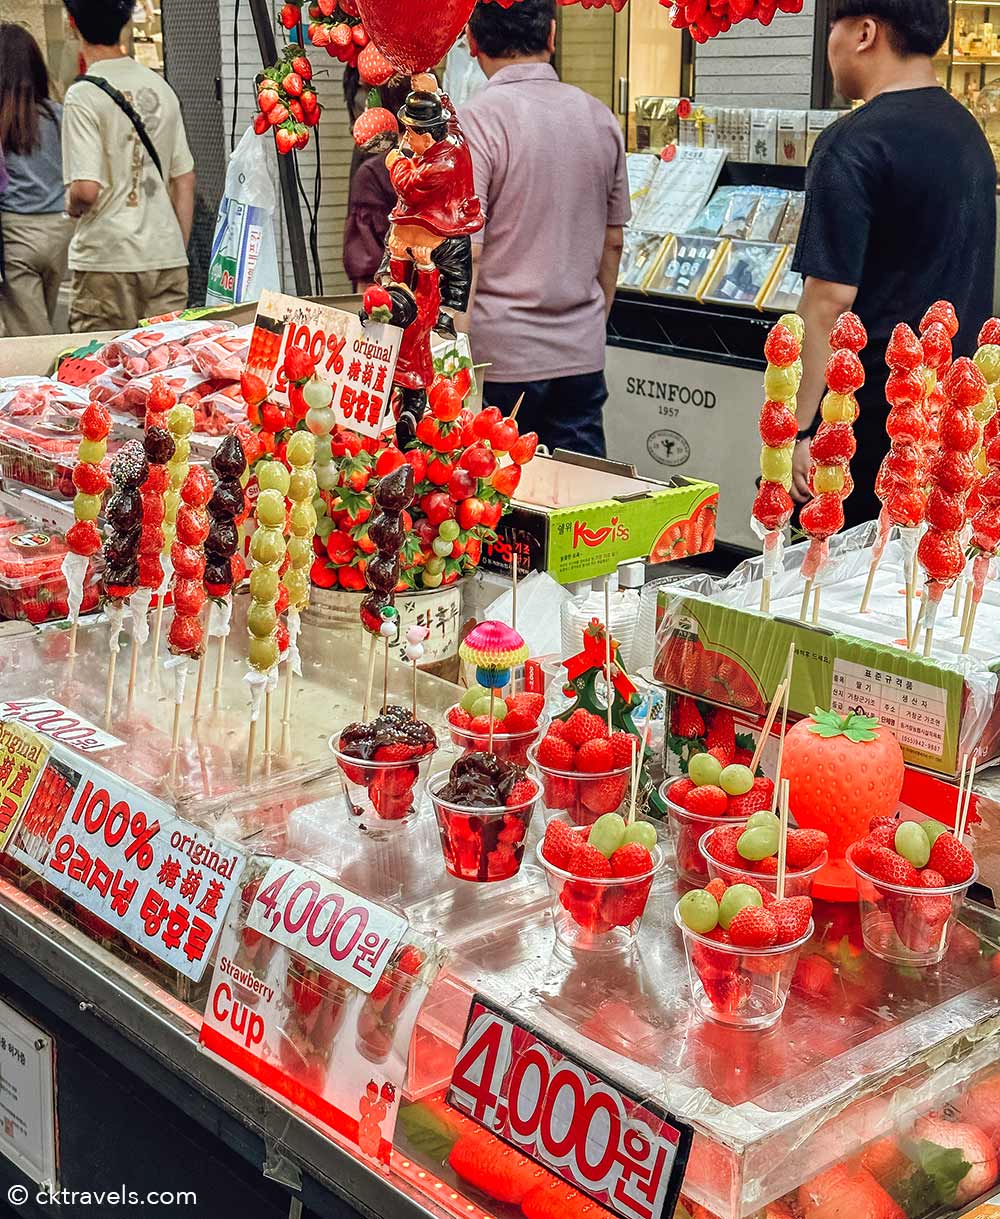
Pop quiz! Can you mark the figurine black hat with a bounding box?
[397,90,445,132]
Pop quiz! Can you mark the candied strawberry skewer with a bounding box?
[64,400,112,659]
[151,387,193,663]
[279,428,317,756]
[861,324,928,632]
[799,312,867,622]
[751,314,803,613]
[101,439,149,729]
[203,434,248,716]
[127,378,177,709]
[915,357,987,656]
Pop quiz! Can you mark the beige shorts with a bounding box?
[68,266,189,333]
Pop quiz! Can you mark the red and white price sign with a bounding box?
[1,699,122,753]
[448,999,691,1219]
[9,745,246,981]
[247,290,403,439]
[243,859,407,995]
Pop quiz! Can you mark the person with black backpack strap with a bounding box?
[62,0,195,332]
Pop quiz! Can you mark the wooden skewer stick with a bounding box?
[151,597,165,665]
[769,644,796,815]
[923,626,935,658]
[952,575,964,618]
[192,651,207,723]
[760,577,771,615]
[776,779,790,902]
[908,597,926,652]
[811,585,821,626]
[488,687,496,753]
[958,757,977,842]
[859,555,880,614]
[264,689,273,778]
[280,657,294,759]
[904,576,914,651]
[627,718,653,827]
[963,598,980,656]
[212,634,227,713]
[103,651,117,732]
[511,551,518,635]
[68,621,78,660]
[244,716,257,784]
[169,700,183,786]
[604,580,614,734]
[799,579,813,623]
[362,634,378,722]
[750,642,795,776]
[127,633,141,711]
[381,635,390,714]
[955,754,969,832]
[508,392,525,424]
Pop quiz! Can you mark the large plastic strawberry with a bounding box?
[780,709,904,887]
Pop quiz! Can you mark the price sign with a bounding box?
[0,722,49,850]
[448,998,691,1219]
[244,859,407,994]
[10,745,246,980]
[247,290,403,439]
[0,699,122,753]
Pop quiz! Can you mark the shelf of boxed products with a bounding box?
[1,622,999,1219]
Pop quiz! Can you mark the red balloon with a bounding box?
[354,0,475,72]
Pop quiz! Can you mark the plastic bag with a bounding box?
[206,127,280,307]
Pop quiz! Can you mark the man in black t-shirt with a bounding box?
[791,0,997,527]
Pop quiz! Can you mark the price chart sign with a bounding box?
[247,290,403,438]
[1,698,122,753]
[244,859,407,994]
[9,740,246,980]
[448,998,691,1219]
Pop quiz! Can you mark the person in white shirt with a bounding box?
[62,0,196,331]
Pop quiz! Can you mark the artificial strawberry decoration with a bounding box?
[353,91,398,152]
[780,709,904,881]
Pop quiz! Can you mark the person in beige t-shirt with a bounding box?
[62,0,195,332]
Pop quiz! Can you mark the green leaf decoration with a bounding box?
[396,1103,460,1164]
[914,1140,971,1204]
[807,708,879,743]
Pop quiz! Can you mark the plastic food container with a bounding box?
[699,828,827,898]
[445,705,546,767]
[660,778,736,886]
[428,771,540,883]
[0,523,100,623]
[674,904,813,1030]
[537,820,664,958]
[846,843,977,967]
[528,744,632,827]
[0,418,96,497]
[331,736,438,838]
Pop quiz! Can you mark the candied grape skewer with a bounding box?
[64,400,112,659]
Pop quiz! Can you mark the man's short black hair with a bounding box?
[829,0,949,57]
[468,0,555,59]
[64,0,133,46]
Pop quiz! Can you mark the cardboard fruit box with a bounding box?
[652,529,1000,779]
[480,452,719,585]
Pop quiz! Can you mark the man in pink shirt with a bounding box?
[460,0,630,457]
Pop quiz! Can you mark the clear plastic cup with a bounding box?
[673,904,814,1030]
[536,820,664,958]
[331,736,437,838]
[528,744,632,827]
[428,771,540,883]
[445,705,547,767]
[699,829,827,899]
[660,778,735,886]
[845,843,977,967]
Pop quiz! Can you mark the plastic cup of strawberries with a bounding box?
[356,943,426,1065]
[445,697,547,768]
[527,718,636,827]
[428,769,540,883]
[845,826,978,967]
[536,817,664,957]
[661,776,774,886]
[699,826,828,898]
[331,711,438,837]
[674,890,814,1030]
[277,952,352,1087]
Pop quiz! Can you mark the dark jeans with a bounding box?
[484,372,608,458]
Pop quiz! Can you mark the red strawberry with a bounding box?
[467,715,492,735]
[771,896,813,944]
[867,822,897,850]
[601,879,651,927]
[727,777,775,818]
[356,42,396,86]
[280,2,300,26]
[785,828,829,870]
[674,696,705,739]
[731,873,776,905]
[506,692,544,721]
[536,733,575,769]
[869,815,898,833]
[683,785,727,816]
[826,348,865,394]
[793,954,835,999]
[703,969,753,1015]
[502,710,534,734]
[829,310,868,352]
[353,107,398,152]
[490,464,521,498]
[608,731,638,768]
[505,779,536,808]
[918,868,947,888]
[705,877,727,903]
[373,742,418,762]
[753,481,793,531]
[542,820,577,869]
[669,777,696,806]
[564,708,609,746]
[541,773,575,810]
[928,832,975,884]
[705,708,735,764]
[568,843,612,879]
[509,432,538,465]
[800,492,844,540]
[577,738,614,773]
[810,421,856,465]
[764,323,800,367]
[708,825,743,867]
[609,843,653,877]
[447,706,472,729]
[866,845,920,887]
[759,400,798,448]
[728,905,777,948]
[579,775,628,815]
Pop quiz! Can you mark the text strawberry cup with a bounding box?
[528,711,635,827]
[675,878,814,1029]
[846,818,978,967]
[331,706,438,838]
[429,753,540,883]
[537,814,664,957]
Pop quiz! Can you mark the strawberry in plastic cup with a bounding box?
[661,778,737,886]
[331,709,437,837]
[445,701,546,767]
[846,841,977,967]
[357,943,426,1064]
[674,882,814,1029]
[528,743,631,827]
[537,817,663,957]
[699,822,828,898]
[428,763,540,883]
